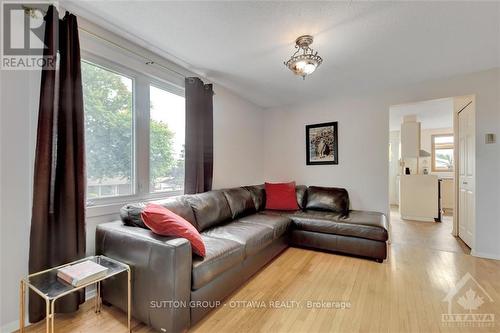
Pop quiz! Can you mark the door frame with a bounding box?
[452,95,475,249]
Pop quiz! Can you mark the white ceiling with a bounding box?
[389,97,454,131]
[66,1,500,108]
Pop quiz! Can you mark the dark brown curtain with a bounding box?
[184,77,214,194]
[29,5,86,323]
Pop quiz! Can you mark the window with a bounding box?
[149,85,185,193]
[82,61,134,199]
[432,134,454,172]
[81,57,185,206]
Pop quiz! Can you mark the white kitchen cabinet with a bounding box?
[401,121,421,158]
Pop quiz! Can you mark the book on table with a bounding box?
[57,260,109,287]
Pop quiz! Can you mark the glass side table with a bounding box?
[20,255,131,333]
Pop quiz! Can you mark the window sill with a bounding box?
[86,190,184,218]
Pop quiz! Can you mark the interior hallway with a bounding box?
[390,205,470,255]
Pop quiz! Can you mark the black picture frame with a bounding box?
[306,121,338,165]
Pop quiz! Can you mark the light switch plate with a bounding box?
[485,133,496,144]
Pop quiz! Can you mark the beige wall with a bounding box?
[263,96,391,217]
[389,131,400,205]
[212,85,266,189]
[0,69,39,332]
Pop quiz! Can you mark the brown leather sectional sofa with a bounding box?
[96,185,388,332]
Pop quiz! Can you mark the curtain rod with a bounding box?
[22,5,189,80]
[78,27,188,79]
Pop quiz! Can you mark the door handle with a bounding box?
[463,181,468,185]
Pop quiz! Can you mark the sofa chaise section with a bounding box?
[290,210,389,241]
[260,186,389,262]
[287,210,388,261]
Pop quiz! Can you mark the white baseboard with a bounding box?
[1,319,26,333]
[1,289,97,332]
[471,250,500,261]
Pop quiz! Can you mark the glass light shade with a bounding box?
[303,62,317,74]
[291,59,318,76]
[295,61,307,71]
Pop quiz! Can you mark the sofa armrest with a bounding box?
[96,221,192,333]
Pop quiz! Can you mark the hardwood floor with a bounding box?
[390,205,471,255]
[20,217,500,333]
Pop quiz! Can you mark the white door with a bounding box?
[458,101,474,247]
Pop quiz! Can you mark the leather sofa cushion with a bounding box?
[223,188,256,219]
[295,185,308,210]
[305,186,350,217]
[289,210,388,242]
[243,185,265,211]
[192,236,245,290]
[237,213,291,239]
[202,221,274,256]
[120,196,196,229]
[187,190,232,232]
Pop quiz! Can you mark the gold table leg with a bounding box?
[95,281,101,313]
[45,299,50,333]
[19,280,25,333]
[99,281,102,312]
[96,282,101,312]
[50,300,55,333]
[94,282,98,313]
[127,268,131,333]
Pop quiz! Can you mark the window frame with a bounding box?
[81,56,138,206]
[148,82,185,194]
[431,134,454,172]
[81,51,185,212]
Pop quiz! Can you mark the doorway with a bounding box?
[455,96,475,248]
[388,96,473,254]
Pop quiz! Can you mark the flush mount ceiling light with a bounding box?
[284,35,323,79]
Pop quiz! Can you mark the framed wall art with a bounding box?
[306,121,338,165]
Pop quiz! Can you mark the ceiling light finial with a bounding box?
[284,35,323,79]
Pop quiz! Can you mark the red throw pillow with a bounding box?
[141,203,206,257]
[265,182,299,211]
